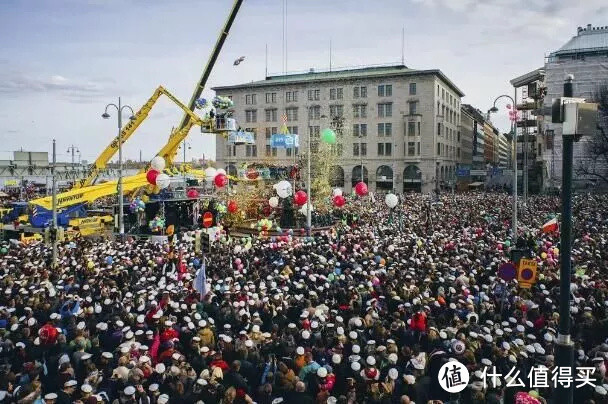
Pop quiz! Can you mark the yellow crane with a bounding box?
[74,85,214,189]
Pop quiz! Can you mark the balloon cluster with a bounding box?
[212,96,234,109]
[257,218,273,232]
[216,203,227,214]
[227,200,238,213]
[146,157,171,190]
[332,188,345,207]
[299,203,314,216]
[194,98,208,109]
[129,198,145,213]
[148,216,166,232]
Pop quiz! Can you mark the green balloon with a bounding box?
[0,248,6,254]
[504,240,511,247]
[321,128,337,144]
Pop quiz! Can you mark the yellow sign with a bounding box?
[517,258,538,288]
[4,180,18,186]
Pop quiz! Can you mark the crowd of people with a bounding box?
[1,192,608,404]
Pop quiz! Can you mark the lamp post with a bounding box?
[102,98,135,241]
[489,94,518,243]
[67,145,80,183]
[182,140,192,186]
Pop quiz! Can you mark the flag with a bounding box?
[542,218,558,233]
[195,262,207,297]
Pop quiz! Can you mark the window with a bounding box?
[409,83,417,95]
[272,147,277,157]
[437,142,441,155]
[378,103,393,117]
[408,141,416,156]
[354,143,367,156]
[417,122,421,136]
[309,125,320,138]
[409,102,417,115]
[245,94,257,105]
[442,89,445,100]
[226,145,232,157]
[265,127,277,139]
[311,142,319,153]
[353,104,367,118]
[378,84,392,97]
[308,105,321,120]
[353,86,359,98]
[245,145,257,157]
[329,105,344,118]
[329,88,343,100]
[437,85,440,96]
[378,123,392,137]
[286,91,298,102]
[457,147,460,158]
[360,86,367,98]
[408,121,416,136]
[245,110,257,123]
[265,108,277,122]
[417,142,420,155]
[437,123,442,136]
[286,107,298,121]
[457,131,460,142]
[265,145,271,156]
[308,89,320,101]
[353,124,367,137]
[287,126,298,135]
[265,92,276,103]
[377,142,392,156]
[538,143,542,156]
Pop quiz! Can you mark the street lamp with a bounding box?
[489,94,518,243]
[102,98,135,240]
[181,140,192,187]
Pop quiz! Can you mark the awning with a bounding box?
[468,182,484,187]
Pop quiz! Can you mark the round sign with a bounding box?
[498,262,517,281]
[202,211,213,228]
[520,268,534,281]
[246,168,259,180]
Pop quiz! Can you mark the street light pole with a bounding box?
[102,98,135,241]
[555,75,575,404]
[51,139,58,268]
[490,94,518,243]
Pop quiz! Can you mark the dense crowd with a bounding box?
[1,193,608,404]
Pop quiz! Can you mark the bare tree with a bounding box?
[576,83,608,185]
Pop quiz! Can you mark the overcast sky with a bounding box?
[1,0,606,163]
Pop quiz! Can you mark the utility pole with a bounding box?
[555,75,575,404]
[51,139,58,269]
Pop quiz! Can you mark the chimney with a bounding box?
[577,26,583,34]
[587,23,592,31]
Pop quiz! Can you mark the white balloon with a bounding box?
[204,167,217,181]
[234,245,242,254]
[150,156,166,171]
[332,188,343,197]
[299,203,314,216]
[385,193,398,209]
[216,168,227,176]
[156,173,171,189]
[274,180,292,198]
[269,197,279,208]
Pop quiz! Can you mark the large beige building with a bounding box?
[213,64,464,193]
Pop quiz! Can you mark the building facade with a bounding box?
[541,24,608,188]
[213,65,464,193]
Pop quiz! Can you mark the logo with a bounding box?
[438,360,469,393]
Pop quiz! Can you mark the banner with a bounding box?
[227,131,255,145]
[4,180,18,187]
[270,134,299,149]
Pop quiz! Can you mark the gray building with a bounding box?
[542,24,608,187]
[212,64,464,193]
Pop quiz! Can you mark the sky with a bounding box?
[1,0,607,164]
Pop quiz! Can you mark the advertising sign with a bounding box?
[270,134,299,149]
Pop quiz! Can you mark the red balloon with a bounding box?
[186,188,199,199]
[246,168,259,180]
[294,190,308,206]
[355,181,368,197]
[333,195,346,207]
[146,170,159,185]
[227,200,238,213]
[214,173,228,187]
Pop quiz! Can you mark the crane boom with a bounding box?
[76,85,207,189]
[176,0,243,131]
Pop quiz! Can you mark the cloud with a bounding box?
[0,72,114,102]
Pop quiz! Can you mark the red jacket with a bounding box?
[410,312,427,332]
